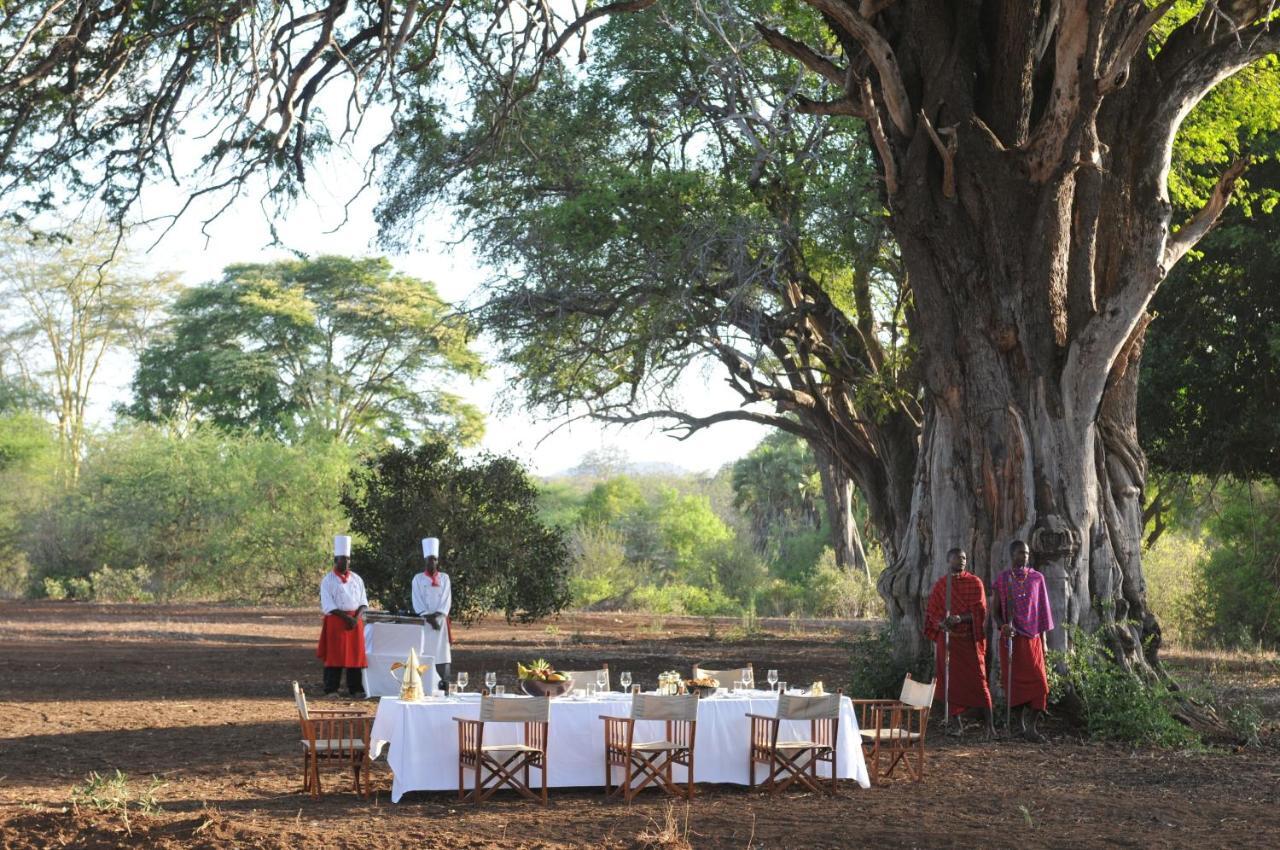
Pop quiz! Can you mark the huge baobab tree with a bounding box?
[740,0,1280,667]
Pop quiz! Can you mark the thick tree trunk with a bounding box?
[814,443,870,579]
[875,138,1164,675]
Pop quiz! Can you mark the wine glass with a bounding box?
[457,671,469,692]
[620,671,632,691]
[597,669,609,692]
[767,669,779,691]
[484,671,497,692]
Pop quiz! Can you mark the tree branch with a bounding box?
[860,77,898,196]
[1163,156,1249,270]
[802,0,914,135]
[753,23,846,86]
[919,109,958,199]
[795,95,865,117]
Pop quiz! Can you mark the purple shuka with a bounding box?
[994,567,1054,637]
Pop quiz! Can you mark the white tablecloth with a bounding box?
[370,692,870,801]
[362,623,440,697]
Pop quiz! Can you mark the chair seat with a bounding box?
[860,728,921,741]
[774,740,832,752]
[632,740,686,752]
[480,743,542,755]
[302,738,367,752]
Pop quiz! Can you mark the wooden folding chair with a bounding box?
[854,674,934,784]
[292,681,373,798]
[601,693,698,801]
[562,662,610,691]
[455,696,551,804]
[748,690,842,795]
[692,663,753,687]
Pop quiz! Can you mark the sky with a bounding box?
[88,153,773,478]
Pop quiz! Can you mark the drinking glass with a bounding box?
[766,669,779,691]
[484,671,497,691]
[620,671,632,691]
[493,685,505,696]
[778,681,788,694]
[457,671,469,692]
[597,670,609,692]
[448,683,459,696]
[587,683,598,698]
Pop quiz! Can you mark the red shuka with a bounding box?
[999,632,1048,710]
[923,571,992,714]
[316,612,367,668]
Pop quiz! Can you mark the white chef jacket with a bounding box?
[411,570,452,664]
[319,570,368,614]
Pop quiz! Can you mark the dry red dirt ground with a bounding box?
[1,602,1278,849]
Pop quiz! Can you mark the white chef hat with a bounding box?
[334,535,352,557]
[421,537,440,558]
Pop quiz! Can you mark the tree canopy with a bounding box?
[127,256,485,445]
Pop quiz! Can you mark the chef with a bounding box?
[316,534,368,698]
[411,536,453,692]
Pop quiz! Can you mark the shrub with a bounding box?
[1048,627,1198,748]
[342,439,570,623]
[845,627,930,700]
[42,576,67,600]
[566,525,633,608]
[805,548,886,619]
[1141,530,1210,646]
[65,576,92,600]
[91,566,154,603]
[632,583,739,616]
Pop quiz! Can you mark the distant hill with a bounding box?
[544,459,692,481]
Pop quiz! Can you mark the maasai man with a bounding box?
[411,537,452,692]
[993,539,1054,742]
[316,535,368,698]
[923,547,994,737]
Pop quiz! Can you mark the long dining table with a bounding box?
[369,689,871,802]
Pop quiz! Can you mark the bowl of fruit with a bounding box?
[517,659,574,697]
[684,676,719,698]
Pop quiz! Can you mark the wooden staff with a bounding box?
[1004,580,1014,732]
[944,569,952,727]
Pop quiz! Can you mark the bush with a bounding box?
[844,627,930,700]
[65,576,92,600]
[805,548,885,619]
[1048,627,1198,748]
[42,576,67,600]
[1141,530,1210,646]
[631,582,739,616]
[566,525,633,608]
[91,566,154,603]
[25,425,353,602]
[1198,481,1280,648]
[342,439,570,623]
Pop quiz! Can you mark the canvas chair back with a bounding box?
[632,693,699,722]
[292,680,310,721]
[561,664,609,690]
[480,695,550,723]
[777,692,840,720]
[693,664,752,685]
[899,674,935,709]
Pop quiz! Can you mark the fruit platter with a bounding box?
[516,659,574,697]
[684,676,719,697]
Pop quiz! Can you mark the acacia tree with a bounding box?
[0,225,175,481]
[127,256,485,445]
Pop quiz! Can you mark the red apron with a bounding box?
[316,611,367,668]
